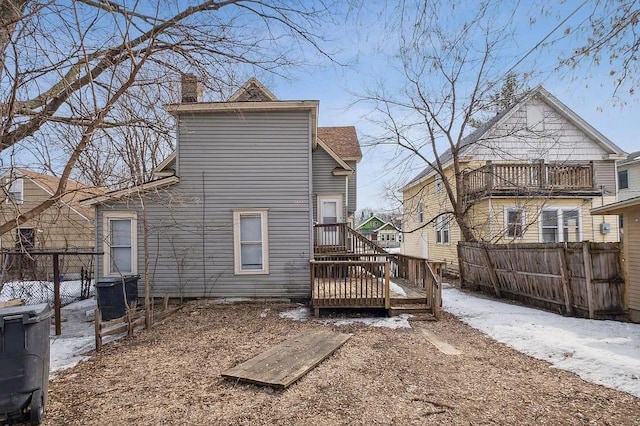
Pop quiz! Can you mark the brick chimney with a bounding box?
[181,73,202,103]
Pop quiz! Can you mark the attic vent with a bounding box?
[234,82,273,102]
[181,73,202,103]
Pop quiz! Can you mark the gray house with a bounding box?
[83,77,361,299]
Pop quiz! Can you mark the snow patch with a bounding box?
[389,281,406,296]
[322,314,412,329]
[260,308,270,318]
[211,297,253,305]
[279,307,412,329]
[279,306,310,321]
[443,284,640,398]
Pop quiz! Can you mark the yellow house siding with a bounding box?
[624,206,640,320]
[403,175,620,266]
[0,176,95,249]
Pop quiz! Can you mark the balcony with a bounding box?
[462,161,597,200]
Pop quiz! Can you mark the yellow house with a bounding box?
[0,168,101,251]
[400,86,626,270]
[592,196,640,323]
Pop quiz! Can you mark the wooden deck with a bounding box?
[311,224,443,319]
[221,329,351,389]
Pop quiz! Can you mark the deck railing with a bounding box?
[462,161,594,199]
[311,252,443,319]
[313,223,386,255]
[389,253,443,319]
[311,258,390,309]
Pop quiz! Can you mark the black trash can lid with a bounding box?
[0,303,52,325]
[96,276,140,287]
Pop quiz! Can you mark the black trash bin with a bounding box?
[95,275,140,321]
[0,303,52,425]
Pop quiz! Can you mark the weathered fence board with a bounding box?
[458,241,625,319]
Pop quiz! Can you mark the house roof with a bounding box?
[620,150,640,166]
[375,222,401,233]
[9,168,104,220]
[317,127,362,162]
[591,195,640,215]
[356,214,386,231]
[401,85,627,192]
[81,175,180,206]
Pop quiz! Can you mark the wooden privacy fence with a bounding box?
[458,241,625,319]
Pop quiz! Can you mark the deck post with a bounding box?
[310,260,315,307]
[384,261,390,310]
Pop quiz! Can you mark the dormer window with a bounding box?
[6,178,23,204]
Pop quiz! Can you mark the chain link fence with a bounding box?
[0,250,97,306]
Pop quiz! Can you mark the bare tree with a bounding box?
[362,0,529,242]
[556,0,640,96]
[0,0,336,236]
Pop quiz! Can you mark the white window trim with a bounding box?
[504,207,526,239]
[5,178,23,204]
[435,214,450,245]
[435,178,444,194]
[103,211,138,277]
[417,204,424,223]
[538,207,583,243]
[233,209,269,275]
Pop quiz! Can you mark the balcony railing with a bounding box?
[462,161,595,199]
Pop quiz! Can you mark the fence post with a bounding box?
[481,244,502,298]
[52,253,62,336]
[582,242,595,319]
[94,308,102,352]
[557,244,574,316]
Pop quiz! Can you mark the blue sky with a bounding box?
[263,1,640,212]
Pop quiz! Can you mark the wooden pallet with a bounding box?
[222,329,351,389]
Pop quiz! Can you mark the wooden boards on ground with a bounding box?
[221,329,351,389]
[418,328,462,355]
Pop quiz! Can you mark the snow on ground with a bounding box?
[45,285,640,398]
[279,306,412,329]
[443,284,640,398]
[1,279,94,306]
[49,298,97,374]
[385,247,401,254]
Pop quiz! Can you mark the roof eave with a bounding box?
[81,176,179,206]
[591,196,640,215]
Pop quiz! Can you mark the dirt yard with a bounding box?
[45,303,640,425]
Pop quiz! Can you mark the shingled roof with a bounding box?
[318,126,362,162]
[15,168,104,219]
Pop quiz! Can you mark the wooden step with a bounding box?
[388,305,431,316]
[390,297,426,306]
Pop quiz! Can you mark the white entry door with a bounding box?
[318,196,343,245]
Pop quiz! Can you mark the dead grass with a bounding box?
[45,302,640,425]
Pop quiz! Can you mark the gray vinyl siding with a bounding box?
[347,161,357,215]
[312,146,347,221]
[593,160,616,196]
[97,110,312,299]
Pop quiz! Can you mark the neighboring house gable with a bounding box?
[356,215,386,234]
[618,151,640,202]
[0,168,100,250]
[401,86,626,267]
